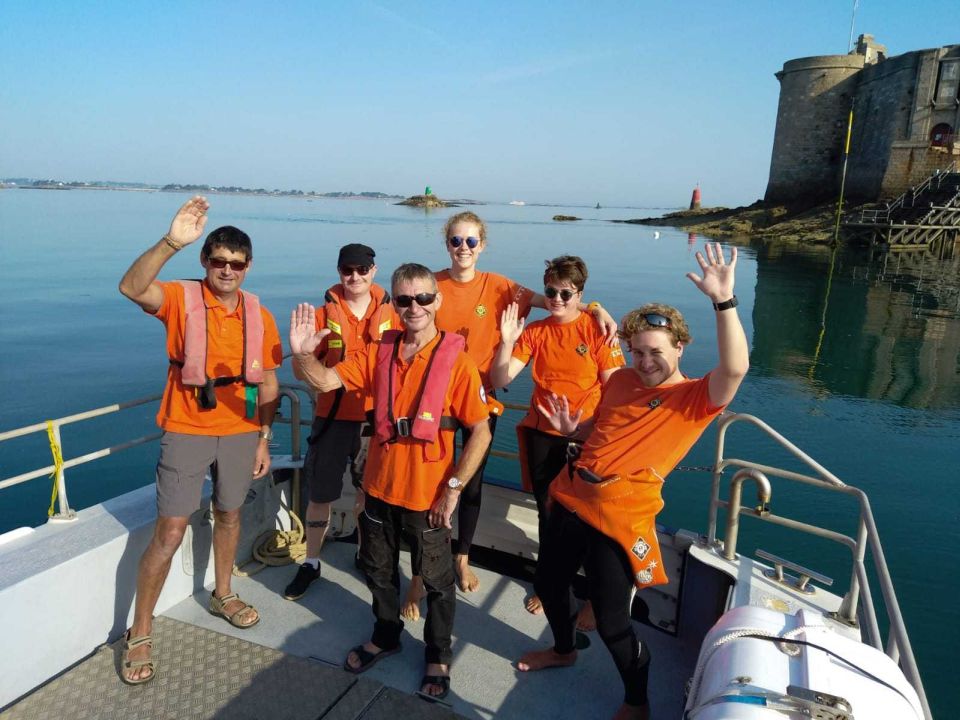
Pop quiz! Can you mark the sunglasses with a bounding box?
[207,257,249,271]
[339,265,371,277]
[394,293,437,308]
[643,313,671,327]
[544,286,578,302]
[448,235,480,249]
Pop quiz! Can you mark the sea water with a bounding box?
[1,188,957,717]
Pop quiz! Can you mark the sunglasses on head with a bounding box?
[207,257,249,271]
[544,286,578,301]
[339,265,371,277]
[448,235,480,249]
[394,293,437,308]
[643,313,671,327]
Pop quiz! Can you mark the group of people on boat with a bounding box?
[117,195,749,720]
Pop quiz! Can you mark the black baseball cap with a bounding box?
[337,243,376,267]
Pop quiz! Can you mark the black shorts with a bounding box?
[303,417,363,504]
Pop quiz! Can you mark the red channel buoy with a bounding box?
[689,185,701,210]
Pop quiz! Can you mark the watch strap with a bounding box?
[712,296,738,312]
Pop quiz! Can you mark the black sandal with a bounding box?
[342,643,401,674]
[418,674,450,700]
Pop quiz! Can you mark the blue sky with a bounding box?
[1,1,956,207]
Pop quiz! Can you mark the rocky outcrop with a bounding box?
[397,194,450,208]
[612,202,841,244]
[552,215,580,221]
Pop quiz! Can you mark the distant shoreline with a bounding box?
[3,181,404,201]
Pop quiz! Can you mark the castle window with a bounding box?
[930,123,954,147]
[934,61,959,104]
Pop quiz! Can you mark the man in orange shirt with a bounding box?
[291,263,491,700]
[400,212,617,619]
[283,244,397,601]
[118,196,282,685]
[517,244,749,720]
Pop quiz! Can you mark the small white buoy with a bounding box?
[653,231,661,239]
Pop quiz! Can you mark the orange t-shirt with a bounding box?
[512,312,625,435]
[559,371,723,485]
[334,333,490,511]
[312,286,399,422]
[435,270,533,389]
[152,280,283,435]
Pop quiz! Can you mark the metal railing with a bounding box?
[854,162,958,225]
[0,384,314,523]
[706,411,931,720]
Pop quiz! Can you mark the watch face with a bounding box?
[448,477,462,489]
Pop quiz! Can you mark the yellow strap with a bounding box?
[45,421,64,517]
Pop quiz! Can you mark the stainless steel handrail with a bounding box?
[0,383,315,523]
[708,411,931,720]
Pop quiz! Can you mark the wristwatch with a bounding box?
[446,476,464,492]
[258,427,274,441]
[712,296,738,312]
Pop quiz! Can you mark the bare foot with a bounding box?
[455,554,480,592]
[525,594,544,614]
[420,661,450,697]
[401,576,425,621]
[576,599,596,631]
[517,647,577,672]
[122,630,154,683]
[612,702,650,720]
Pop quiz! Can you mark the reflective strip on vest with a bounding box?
[373,329,465,445]
[175,280,265,386]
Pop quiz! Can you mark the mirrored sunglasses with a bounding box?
[338,265,371,277]
[448,235,480,249]
[207,257,249,271]
[394,293,437,308]
[544,286,578,301]
[644,313,671,327]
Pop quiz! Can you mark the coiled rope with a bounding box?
[233,499,307,577]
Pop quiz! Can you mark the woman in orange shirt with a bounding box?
[491,255,625,621]
[401,213,618,621]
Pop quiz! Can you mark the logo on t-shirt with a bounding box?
[475,304,487,317]
[575,343,588,356]
[479,386,487,404]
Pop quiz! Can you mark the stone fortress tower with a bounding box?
[765,35,960,205]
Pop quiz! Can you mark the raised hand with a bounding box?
[167,195,210,248]
[289,303,330,356]
[500,302,525,346]
[535,392,583,436]
[686,243,737,303]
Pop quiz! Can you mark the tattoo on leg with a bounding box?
[307,520,329,528]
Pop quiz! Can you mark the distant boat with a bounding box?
[595,202,601,209]
[509,200,525,206]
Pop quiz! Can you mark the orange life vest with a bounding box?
[320,283,392,367]
[373,330,464,445]
[172,280,264,386]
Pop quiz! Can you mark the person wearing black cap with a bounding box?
[283,243,398,600]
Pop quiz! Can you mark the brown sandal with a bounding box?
[209,592,260,628]
[120,632,155,685]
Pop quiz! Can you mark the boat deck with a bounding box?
[5,540,689,719]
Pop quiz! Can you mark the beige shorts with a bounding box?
[155,431,259,517]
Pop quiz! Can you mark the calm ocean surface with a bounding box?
[1,189,957,716]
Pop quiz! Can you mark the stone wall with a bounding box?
[764,54,863,204]
[845,53,920,200]
[881,142,960,197]
[766,41,960,204]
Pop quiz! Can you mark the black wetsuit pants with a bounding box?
[359,495,456,665]
[535,504,651,707]
[453,412,499,556]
